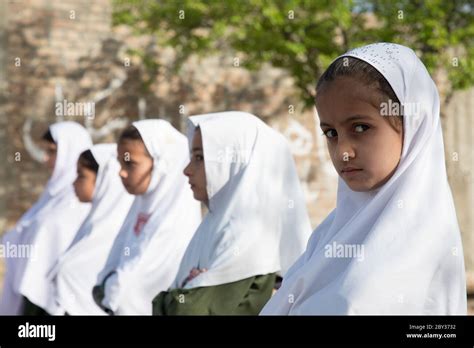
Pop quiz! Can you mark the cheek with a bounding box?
[363,133,402,178]
[197,163,206,187]
[136,161,154,189]
[326,142,339,165]
[129,166,145,183]
[87,179,96,195]
[144,170,153,186]
[75,181,87,195]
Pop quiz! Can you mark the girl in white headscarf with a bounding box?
[261,43,467,315]
[93,119,201,315]
[0,121,92,315]
[47,144,134,315]
[152,111,312,315]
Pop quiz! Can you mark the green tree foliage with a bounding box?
[113,0,473,108]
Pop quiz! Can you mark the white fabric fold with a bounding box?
[48,144,134,315]
[97,119,201,315]
[261,43,467,315]
[0,121,92,314]
[172,111,312,290]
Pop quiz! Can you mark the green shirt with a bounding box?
[22,296,49,316]
[152,273,276,315]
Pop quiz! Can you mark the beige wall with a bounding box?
[444,88,474,283]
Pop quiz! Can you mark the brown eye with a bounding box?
[324,129,337,138]
[354,124,370,133]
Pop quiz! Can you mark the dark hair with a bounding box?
[316,56,403,133]
[78,150,99,173]
[118,125,143,143]
[118,125,153,159]
[42,129,55,144]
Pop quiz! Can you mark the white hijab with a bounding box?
[47,144,134,315]
[97,119,201,315]
[0,121,92,314]
[172,111,312,290]
[261,43,467,315]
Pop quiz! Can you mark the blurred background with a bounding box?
[0,0,472,312]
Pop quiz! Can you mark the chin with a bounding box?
[123,184,136,195]
[193,192,205,202]
[348,186,370,192]
[126,188,139,195]
[130,187,148,196]
[344,181,372,192]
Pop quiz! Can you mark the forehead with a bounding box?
[42,141,57,149]
[76,161,93,172]
[315,77,382,125]
[118,139,148,156]
[191,128,203,149]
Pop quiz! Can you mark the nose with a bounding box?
[183,161,192,177]
[119,168,128,179]
[335,136,356,162]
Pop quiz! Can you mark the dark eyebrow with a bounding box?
[117,156,135,163]
[320,115,372,128]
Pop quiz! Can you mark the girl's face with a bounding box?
[315,76,403,192]
[43,141,57,170]
[73,162,96,202]
[183,128,209,205]
[117,139,154,195]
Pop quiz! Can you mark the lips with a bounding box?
[341,167,363,177]
[341,167,363,173]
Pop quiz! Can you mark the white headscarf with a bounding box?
[97,119,201,315]
[261,43,467,315]
[47,144,134,315]
[0,121,92,314]
[172,111,312,290]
